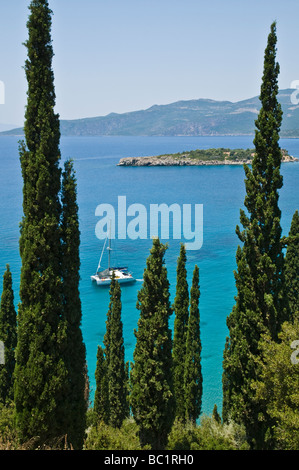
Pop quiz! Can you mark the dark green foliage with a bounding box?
[19,0,61,235]
[14,0,66,445]
[95,273,128,428]
[94,346,109,424]
[0,266,17,403]
[107,275,128,428]
[93,278,114,425]
[243,20,286,335]
[173,244,189,420]
[285,210,299,320]
[60,159,87,449]
[103,278,113,370]
[14,0,87,449]
[222,22,288,448]
[212,404,221,424]
[0,401,19,449]
[131,238,175,449]
[14,1,88,448]
[184,265,202,423]
[252,321,299,450]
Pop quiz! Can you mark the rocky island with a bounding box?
[118,148,298,167]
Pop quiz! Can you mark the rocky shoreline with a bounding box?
[118,153,298,167]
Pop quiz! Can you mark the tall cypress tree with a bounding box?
[131,238,174,449]
[173,243,189,420]
[184,264,202,424]
[222,22,288,449]
[98,272,114,424]
[60,159,87,449]
[95,272,128,428]
[14,0,67,445]
[103,276,113,374]
[94,345,109,424]
[107,275,127,428]
[284,210,299,320]
[0,265,17,403]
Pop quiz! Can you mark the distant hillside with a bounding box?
[2,89,299,137]
[0,123,20,133]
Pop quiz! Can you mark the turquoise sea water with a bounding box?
[0,134,298,416]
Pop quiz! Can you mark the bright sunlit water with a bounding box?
[0,134,298,416]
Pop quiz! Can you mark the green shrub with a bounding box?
[0,401,19,449]
[166,416,249,450]
[84,418,149,450]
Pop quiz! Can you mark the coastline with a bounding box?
[117,153,298,167]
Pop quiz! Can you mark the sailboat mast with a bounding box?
[108,220,111,271]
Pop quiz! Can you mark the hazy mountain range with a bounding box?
[0,123,20,133]
[2,88,299,138]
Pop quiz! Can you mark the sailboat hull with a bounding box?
[91,275,136,286]
[91,268,136,286]
[91,225,135,287]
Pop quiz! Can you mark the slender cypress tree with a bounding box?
[60,159,87,449]
[107,276,127,428]
[222,22,288,448]
[173,243,189,420]
[14,0,67,445]
[98,271,114,424]
[212,404,221,424]
[0,265,17,403]
[95,272,128,427]
[131,238,175,450]
[103,276,113,373]
[94,345,109,424]
[184,264,202,424]
[284,210,299,320]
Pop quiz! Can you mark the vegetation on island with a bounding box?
[0,3,298,452]
[160,147,255,162]
[161,147,293,162]
[118,147,296,166]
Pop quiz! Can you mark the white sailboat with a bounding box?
[91,224,135,286]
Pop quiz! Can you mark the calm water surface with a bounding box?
[0,134,298,416]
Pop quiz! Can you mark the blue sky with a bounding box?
[1,0,299,126]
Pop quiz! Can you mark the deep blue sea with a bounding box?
[0,135,298,417]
